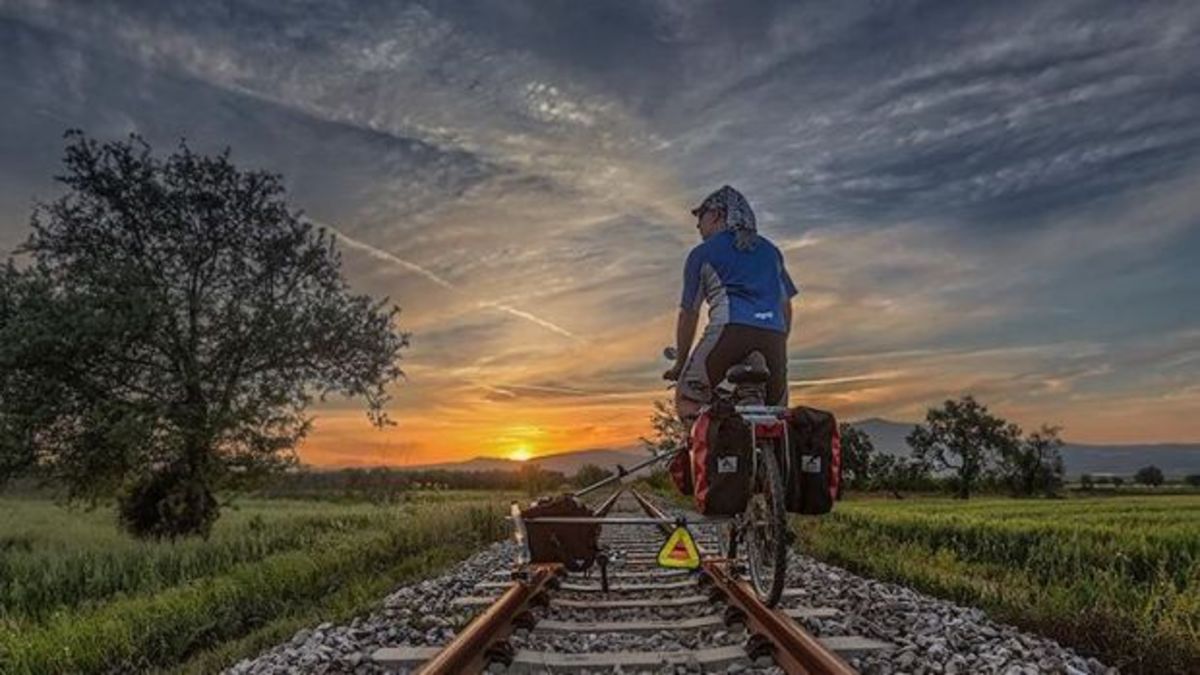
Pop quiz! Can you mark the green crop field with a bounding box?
[793,494,1200,674]
[0,492,510,674]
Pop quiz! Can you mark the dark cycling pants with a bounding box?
[675,323,788,424]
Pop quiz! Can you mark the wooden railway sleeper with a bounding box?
[511,609,538,635]
[483,640,515,669]
[597,550,610,592]
[723,604,747,630]
[746,632,776,663]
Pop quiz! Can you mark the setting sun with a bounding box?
[509,446,533,462]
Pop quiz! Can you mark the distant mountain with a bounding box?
[848,418,1200,477]
[402,448,648,476]
[850,418,916,457]
[1056,443,1200,478]
[398,421,1200,478]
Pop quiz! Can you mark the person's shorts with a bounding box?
[674,323,787,423]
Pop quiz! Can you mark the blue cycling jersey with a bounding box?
[680,230,798,334]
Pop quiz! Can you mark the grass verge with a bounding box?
[793,495,1200,674]
[0,499,506,674]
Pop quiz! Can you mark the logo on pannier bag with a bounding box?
[717,456,739,473]
[801,455,822,473]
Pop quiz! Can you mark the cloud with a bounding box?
[328,224,456,290]
[656,1,1200,226]
[2,1,1199,462]
[326,222,581,340]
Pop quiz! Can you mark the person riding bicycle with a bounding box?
[663,185,798,426]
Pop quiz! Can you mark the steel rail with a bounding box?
[592,488,624,516]
[703,561,856,675]
[416,563,561,675]
[627,488,676,536]
[625,489,856,675]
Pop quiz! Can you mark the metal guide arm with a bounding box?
[571,445,684,499]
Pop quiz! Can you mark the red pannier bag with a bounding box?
[689,408,754,516]
[668,446,693,495]
[783,406,842,514]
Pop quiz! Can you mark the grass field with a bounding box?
[793,494,1200,674]
[0,492,510,674]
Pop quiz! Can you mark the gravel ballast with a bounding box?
[228,516,1114,675]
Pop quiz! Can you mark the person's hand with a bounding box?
[663,362,684,381]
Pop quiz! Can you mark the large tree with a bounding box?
[0,131,407,537]
[906,395,1021,499]
[838,422,875,491]
[1000,424,1066,497]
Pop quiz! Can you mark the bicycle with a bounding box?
[664,347,791,606]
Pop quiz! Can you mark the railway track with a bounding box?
[373,488,890,673]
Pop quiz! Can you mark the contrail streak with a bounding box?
[321,223,580,341]
[329,227,455,290]
[482,301,579,340]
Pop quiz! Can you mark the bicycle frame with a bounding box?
[743,406,792,488]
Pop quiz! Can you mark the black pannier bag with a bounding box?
[690,408,754,516]
[783,406,842,515]
[522,494,599,571]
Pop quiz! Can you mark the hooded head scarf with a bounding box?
[691,185,758,251]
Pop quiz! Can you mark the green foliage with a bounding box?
[258,467,556,500]
[1000,424,1066,497]
[865,453,936,497]
[839,423,874,490]
[907,395,1021,499]
[0,132,408,538]
[641,468,675,492]
[793,495,1200,674]
[573,463,614,489]
[641,397,688,455]
[1135,465,1165,486]
[518,463,561,497]
[1186,474,1200,488]
[0,494,507,673]
[116,469,220,539]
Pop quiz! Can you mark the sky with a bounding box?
[2,1,1199,466]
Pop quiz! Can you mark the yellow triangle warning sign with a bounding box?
[656,526,700,569]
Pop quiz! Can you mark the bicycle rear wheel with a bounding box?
[744,445,788,606]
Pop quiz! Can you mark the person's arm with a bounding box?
[674,307,699,367]
[666,247,704,380]
[778,248,798,337]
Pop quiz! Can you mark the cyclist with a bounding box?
[663,185,798,425]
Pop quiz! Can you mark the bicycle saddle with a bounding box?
[725,352,770,384]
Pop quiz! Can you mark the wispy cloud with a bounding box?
[2,1,1199,462]
[327,223,580,340]
[328,224,456,291]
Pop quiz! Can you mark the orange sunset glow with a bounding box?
[3,2,1199,471]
